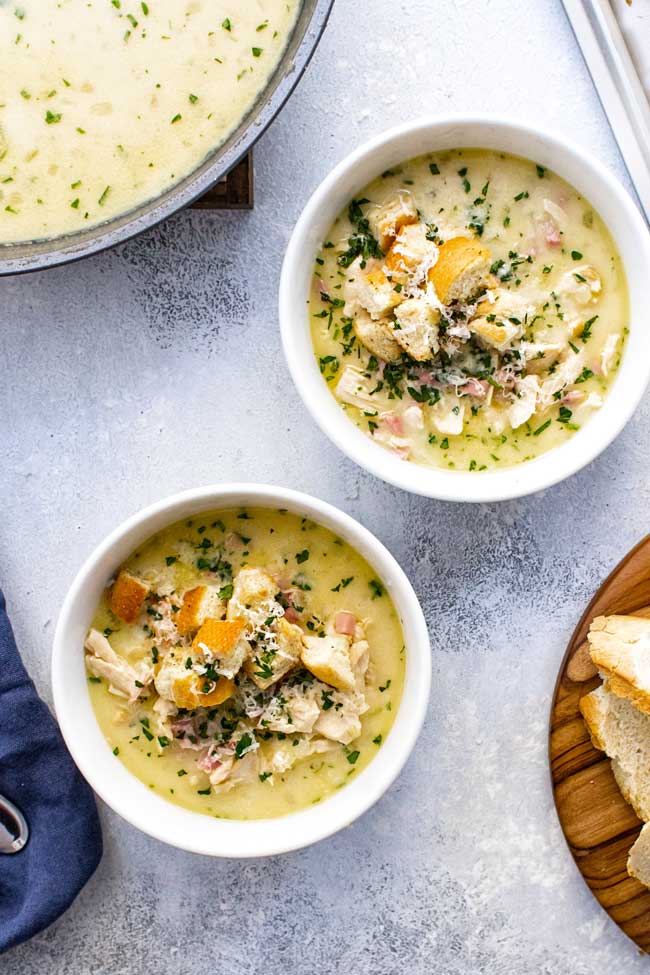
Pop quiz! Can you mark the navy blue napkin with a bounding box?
[0,589,102,953]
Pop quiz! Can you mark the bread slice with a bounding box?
[427,236,491,304]
[628,823,650,888]
[579,684,650,821]
[588,614,650,716]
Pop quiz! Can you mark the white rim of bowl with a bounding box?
[52,483,432,857]
[279,113,650,501]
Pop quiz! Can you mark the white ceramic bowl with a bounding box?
[280,115,650,501]
[52,484,431,857]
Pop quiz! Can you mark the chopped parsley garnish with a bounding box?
[235,733,253,759]
[581,315,597,341]
[575,367,594,384]
[338,198,383,268]
[369,579,384,599]
[331,576,354,592]
[533,419,551,436]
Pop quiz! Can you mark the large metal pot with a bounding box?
[0,0,333,276]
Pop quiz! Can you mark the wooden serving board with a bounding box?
[550,534,650,951]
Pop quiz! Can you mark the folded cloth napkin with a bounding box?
[0,589,102,953]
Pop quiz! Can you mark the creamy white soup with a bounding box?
[310,149,628,472]
[0,0,299,243]
[86,507,405,820]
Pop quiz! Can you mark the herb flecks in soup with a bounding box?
[86,508,404,820]
[310,150,628,472]
[0,1,299,243]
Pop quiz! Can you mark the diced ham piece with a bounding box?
[542,220,561,246]
[382,412,404,436]
[335,611,357,636]
[373,424,411,459]
[225,532,246,548]
[560,389,586,406]
[284,606,301,623]
[494,368,516,390]
[171,717,205,749]
[197,749,226,773]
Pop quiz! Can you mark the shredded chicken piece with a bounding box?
[85,629,152,703]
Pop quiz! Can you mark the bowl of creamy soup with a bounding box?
[52,484,431,856]
[280,116,650,501]
[0,0,332,274]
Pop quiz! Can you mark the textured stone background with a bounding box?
[2,0,650,971]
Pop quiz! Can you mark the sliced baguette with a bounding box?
[588,614,650,716]
[579,684,650,821]
[628,823,650,888]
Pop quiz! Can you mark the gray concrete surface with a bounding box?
[2,0,650,971]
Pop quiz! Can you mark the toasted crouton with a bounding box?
[177,585,225,634]
[384,223,437,281]
[227,567,279,624]
[588,615,650,715]
[392,295,441,361]
[368,192,418,251]
[352,309,402,362]
[301,633,355,691]
[154,649,235,709]
[428,236,491,305]
[109,570,149,623]
[245,616,303,690]
[468,316,521,352]
[469,288,527,351]
[192,618,249,678]
[343,258,402,320]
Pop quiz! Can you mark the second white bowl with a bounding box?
[52,483,431,857]
[279,115,650,501]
